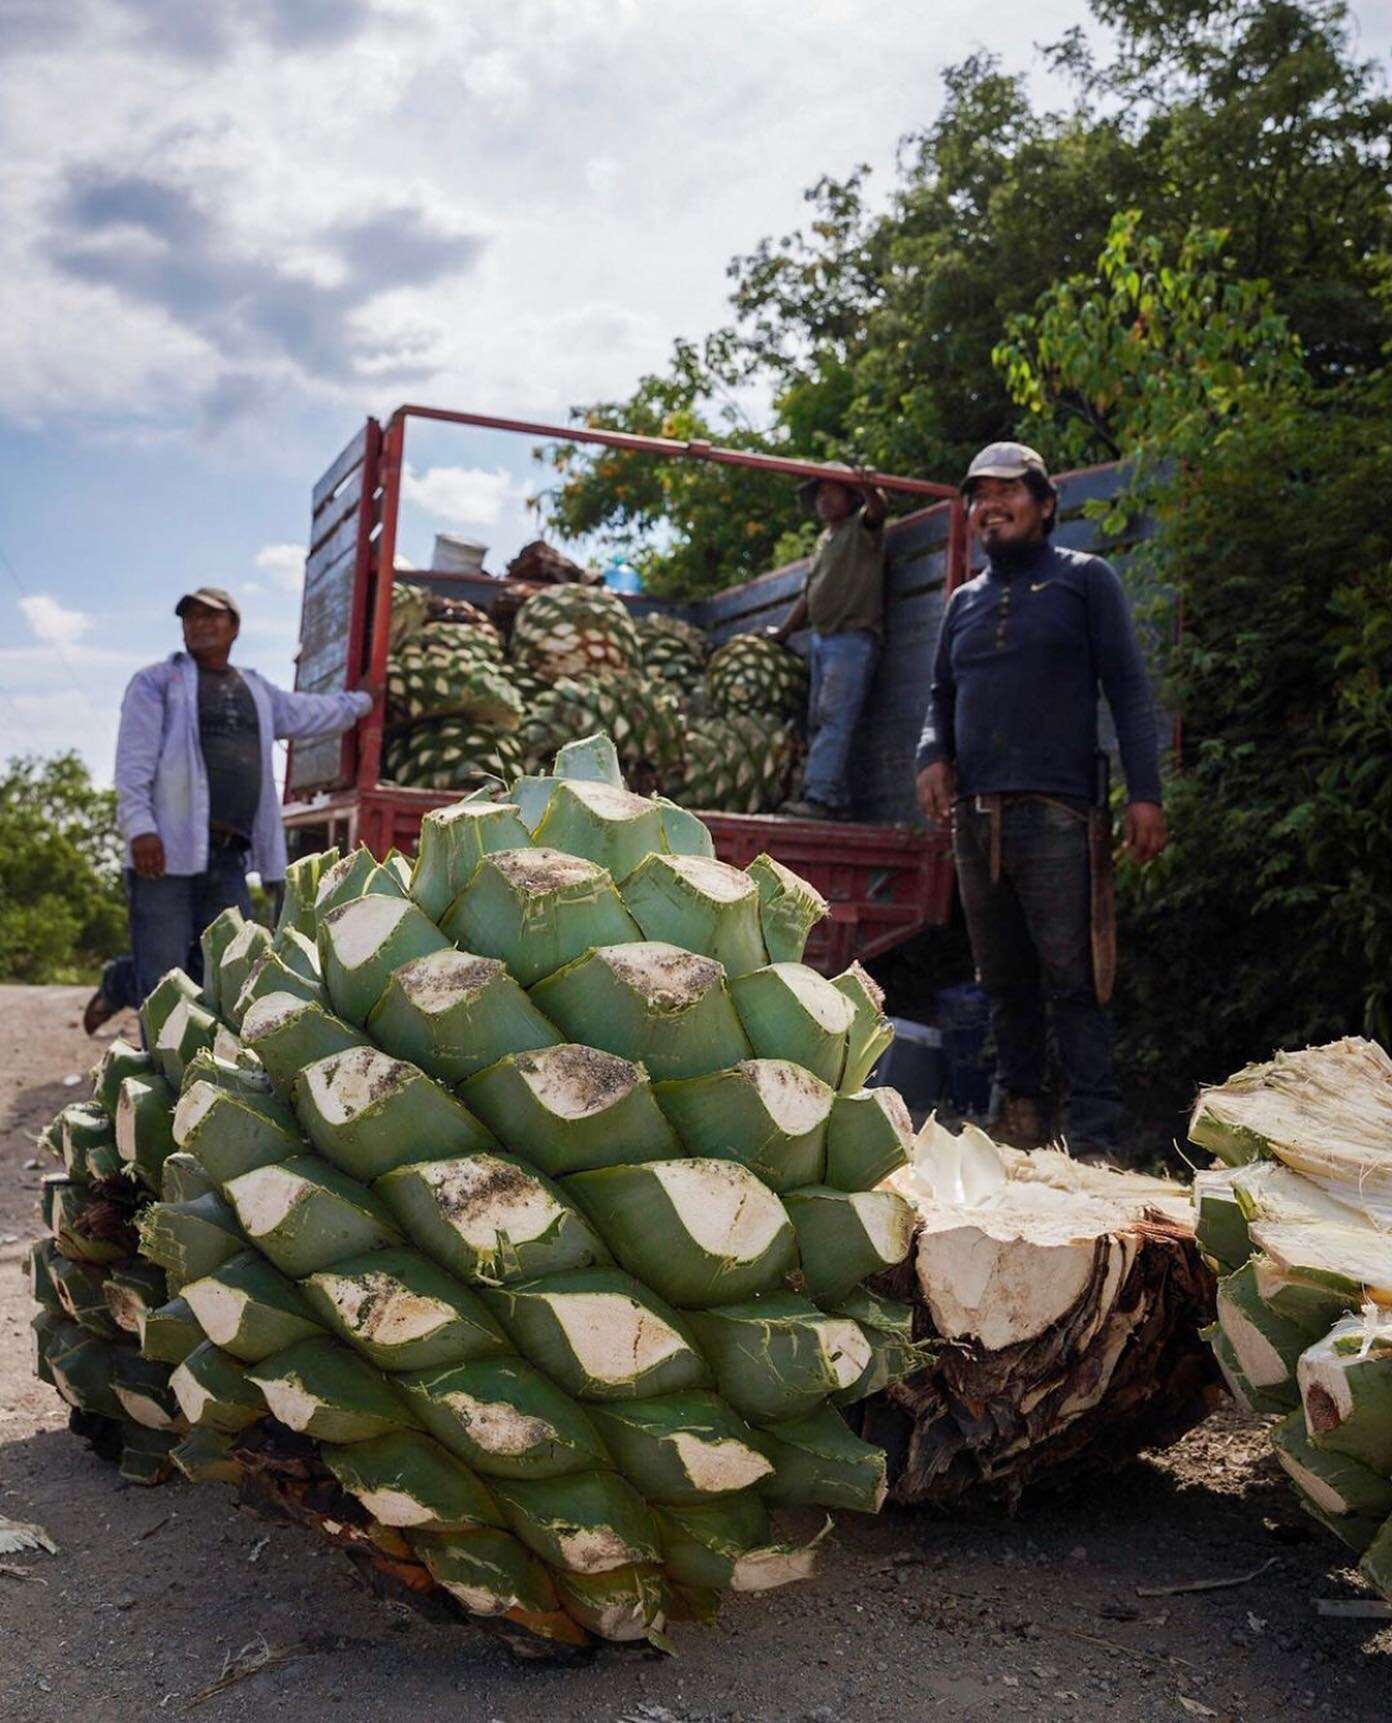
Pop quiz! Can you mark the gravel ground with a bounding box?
[2,984,1389,1723]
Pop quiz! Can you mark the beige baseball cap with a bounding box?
[175,586,241,621]
[960,442,1053,494]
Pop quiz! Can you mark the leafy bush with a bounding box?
[0,753,126,984]
[1113,369,1392,1122]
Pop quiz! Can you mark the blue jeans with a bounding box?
[802,630,879,812]
[953,796,1121,1148]
[101,848,253,1014]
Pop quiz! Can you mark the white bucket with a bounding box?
[432,533,488,574]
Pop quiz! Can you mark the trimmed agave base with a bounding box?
[864,1120,1221,1506]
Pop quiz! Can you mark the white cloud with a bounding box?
[20,592,91,647]
[254,542,306,590]
[460,49,528,107]
[0,0,1123,435]
[584,156,619,199]
[401,462,512,525]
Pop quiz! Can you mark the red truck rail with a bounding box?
[283,404,967,973]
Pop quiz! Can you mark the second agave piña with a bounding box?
[24,732,925,1649]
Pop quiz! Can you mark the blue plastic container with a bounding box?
[603,556,643,594]
[935,982,994,1117]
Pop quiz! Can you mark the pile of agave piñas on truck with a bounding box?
[382,584,807,814]
[1192,1037,1392,1603]
[29,736,926,1650]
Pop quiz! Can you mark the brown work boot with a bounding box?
[82,987,119,1037]
[987,1094,1046,1151]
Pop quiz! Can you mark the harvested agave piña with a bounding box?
[25,734,924,1647]
[1188,1039,1392,1600]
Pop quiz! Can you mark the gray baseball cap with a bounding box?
[961,442,1052,494]
[175,585,241,621]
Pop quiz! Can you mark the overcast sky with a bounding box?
[2,0,1388,783]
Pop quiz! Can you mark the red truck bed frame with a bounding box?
[283,404,968,973]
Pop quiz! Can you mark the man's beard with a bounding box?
[984,531,1047,569]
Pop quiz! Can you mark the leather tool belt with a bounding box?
[964,788,1115,1006]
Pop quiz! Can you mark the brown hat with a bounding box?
[175,586,240,622]
[795,461,863,515]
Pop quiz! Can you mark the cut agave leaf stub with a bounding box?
[224,1157,403,1277]
[687,1295,873,1424]
[730,964,854,1088]
[566,1160,797,1307]
[653,1060,832,1191]
[483,1268,711,1400]
[621,853,768,978]
[322,1431,504,1530]
[462,1045,681,1177]
[301,1247,509,1369]
[530,943,751,1082]
[442,849,641,988]
[246,1337,415,1444]
[292,1046,495,1181]
[410,800,533,922]
[399,1356,610,1479]
[319,893,450,1026]
[377,1153,608,1285]
[367,951,562,1084]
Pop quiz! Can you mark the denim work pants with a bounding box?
[953,796,1121,1147]
[102,847,253,1013]
[802,630,879,812]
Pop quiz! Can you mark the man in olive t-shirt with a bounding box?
[771,465,887,818]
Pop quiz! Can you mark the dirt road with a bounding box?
[2,984,1388,1722]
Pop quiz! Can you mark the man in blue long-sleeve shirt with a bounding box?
[85,586,373,1030]
[915,444,1166,1151]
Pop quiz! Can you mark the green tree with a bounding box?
[540,2,1388,596]
[535,342,804,600]
[1051,1,1392,383]
[992,209,1308,478]
[0,753,126,984]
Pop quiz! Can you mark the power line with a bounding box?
[0,534,103,716]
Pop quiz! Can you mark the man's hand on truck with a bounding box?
[916,761,955,825]
[130,832,166,879]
